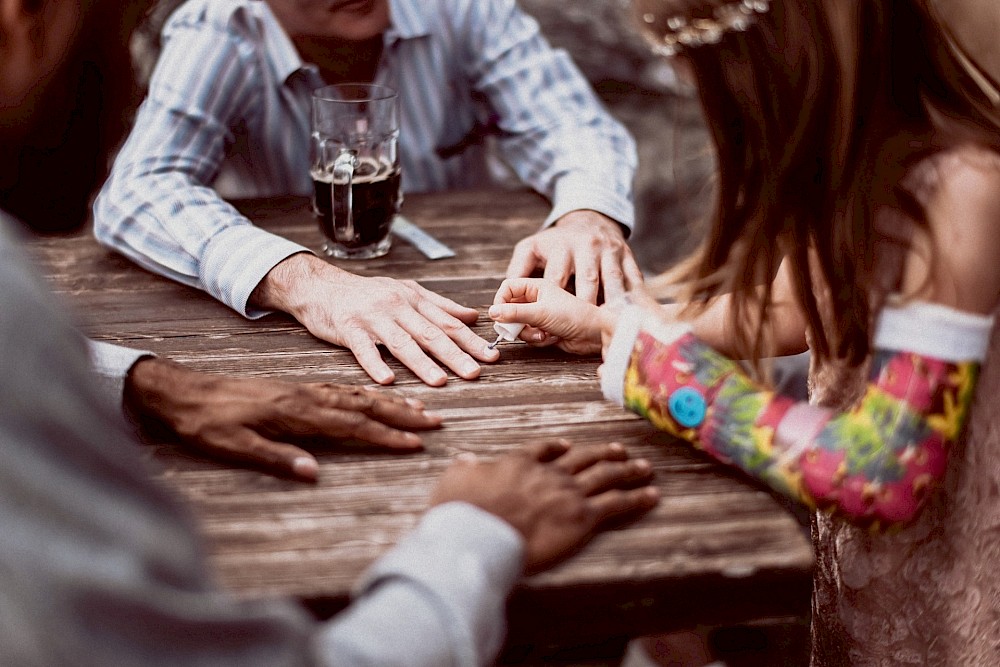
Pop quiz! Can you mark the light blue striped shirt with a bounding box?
[94,0,637,318]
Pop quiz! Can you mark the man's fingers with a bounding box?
[622,252,645,292]
[206,431,318,482]
[588,487,660,525]
[393,308,486,380]
[405,281,480,325]
[575,459,653,497]
[411,299,498,364]
[542,251,572,289]
[319,386,443,430]
[599,252,628,304]
[525,438,573,462]
[342,330,396,385]
[369,320,450,386]
[555,442,628,474]
[571,251,602,305]
[346,418,427,451]
[506,242,540,279]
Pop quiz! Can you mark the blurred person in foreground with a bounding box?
[0,1,659,664]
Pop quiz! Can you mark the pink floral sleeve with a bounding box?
[622,328,982,528]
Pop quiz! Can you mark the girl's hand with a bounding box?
[490,278,603,355]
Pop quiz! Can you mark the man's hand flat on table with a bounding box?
[124,357,442,481]
[251,252,499,386]
[505,210,644,305]
[431,439,659,575]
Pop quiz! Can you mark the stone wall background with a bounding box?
[131,0,716,274]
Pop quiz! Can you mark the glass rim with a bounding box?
[312,83,398,103]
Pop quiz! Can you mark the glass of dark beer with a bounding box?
[311,84,401,259]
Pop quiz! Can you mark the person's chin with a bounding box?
[327,0,390,39]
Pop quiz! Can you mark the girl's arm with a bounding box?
[600,150,1000,528]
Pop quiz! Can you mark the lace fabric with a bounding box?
[808,147,1000,666]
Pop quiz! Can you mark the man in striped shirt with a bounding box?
[95,0,641,387]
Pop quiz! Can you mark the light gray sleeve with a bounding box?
[314,501,525,667]
[86,338,155,409]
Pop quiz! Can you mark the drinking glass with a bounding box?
[311,84,401,259]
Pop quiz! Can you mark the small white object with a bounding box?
[391,215,456,260]
[489,322,526,349]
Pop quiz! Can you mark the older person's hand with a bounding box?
[430,439,658,574]
[505,210,644,305]
[251,253,499,386]
[124,357,442,481]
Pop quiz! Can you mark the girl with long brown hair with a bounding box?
[490,0,1000,663]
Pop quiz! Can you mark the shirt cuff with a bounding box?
[87,339,155,409]
[199,223,314,319]
[544,173,635,234]
[353,501,524,666]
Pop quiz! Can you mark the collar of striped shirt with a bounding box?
[248,0,433,85]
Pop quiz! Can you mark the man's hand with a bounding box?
[505,210,644,305]
[430,440,659,575]
[490,277,603,355]
[251,253,499,386]
[124,357,442,481]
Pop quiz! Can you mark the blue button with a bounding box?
[668,387,707,428]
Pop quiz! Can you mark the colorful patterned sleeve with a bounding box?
[601,301,993,527]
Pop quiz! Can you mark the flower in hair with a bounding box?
[639,0,771,56]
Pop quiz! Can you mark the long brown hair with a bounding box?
[640,0,1000,365]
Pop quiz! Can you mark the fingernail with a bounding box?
[644,486,661,501]
[460,361,479,376]
[531,331,545,342]
[609,442,625,452]
[488,305,500,318]
[404,433,422,445]
[456,452,478,463]
[405,397,424,408]
[634,459,651,472]
[293,457,318,479]
[424,411,443,420]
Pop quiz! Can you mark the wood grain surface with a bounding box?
[28,189,814,646]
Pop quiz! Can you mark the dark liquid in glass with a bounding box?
[313,167,400,249]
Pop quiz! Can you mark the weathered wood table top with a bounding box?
[29,189,814,648]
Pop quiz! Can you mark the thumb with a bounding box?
[488,302,547,329]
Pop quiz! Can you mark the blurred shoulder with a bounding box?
[162,0,264,41]
[423,0,525,29]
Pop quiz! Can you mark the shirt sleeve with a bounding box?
[92,12,308,318]
[460,0,638,232]
[86,339,155,410]
[314,501,524,667]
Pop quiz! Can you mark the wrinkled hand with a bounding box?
[505,210,644,305]
[490,277,603,355]
[430,439,659,575]
[251,253,499,386]
[124,357,442,481]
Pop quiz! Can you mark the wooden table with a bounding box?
[29,190,813,655]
